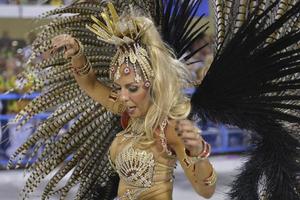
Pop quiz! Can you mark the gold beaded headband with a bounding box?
[86,3,154,88]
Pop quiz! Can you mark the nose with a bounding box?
[119,88,129,102]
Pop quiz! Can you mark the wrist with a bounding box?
[187,139,205,157]
[186,140,211,164]
[71,53,87,68]
[203,168,217,186]
[73,59,92,76]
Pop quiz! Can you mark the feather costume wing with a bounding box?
[8,1,158,200]
[9,0,207,199]
[191,1,300,199]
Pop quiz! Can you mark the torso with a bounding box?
[109,127,177,200]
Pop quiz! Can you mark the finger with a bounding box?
[180,131,200,140]
[183,139,201,147]
[51,45,66,55]
[64,48,77,59]
[51,35,74,48]
[52,39,70,50]
[52,34,70,41]
[176,126,196,136]
[184,139,205,155]
[51,36,67,46]
[52,40,77,56]
[178,123,195,133]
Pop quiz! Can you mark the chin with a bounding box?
[129,113,142,118]
[128,110,145,118]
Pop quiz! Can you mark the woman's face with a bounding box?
[113,64,152,118]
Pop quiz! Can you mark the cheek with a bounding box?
[130,90,150,107]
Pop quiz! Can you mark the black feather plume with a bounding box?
[191,1,300,200]
[159,0,209,59]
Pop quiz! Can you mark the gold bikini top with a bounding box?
[108,117,176,199]
[108,142,175,200]
[115,145,155,188]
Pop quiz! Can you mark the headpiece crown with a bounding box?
[86,3,153,84]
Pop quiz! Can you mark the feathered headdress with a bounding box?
[86,3,154,85]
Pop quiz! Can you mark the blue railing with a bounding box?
[0,92,39,100]
[0,92,250,166]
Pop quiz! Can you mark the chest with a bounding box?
[109,134,176,185]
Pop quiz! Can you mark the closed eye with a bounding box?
[128,86,138,92]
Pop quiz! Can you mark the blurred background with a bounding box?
[0,1,252,199]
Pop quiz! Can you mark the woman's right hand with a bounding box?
[50,34,87,73]
[51,34,81,59]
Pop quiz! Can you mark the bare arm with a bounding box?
[166,120,216,198]
[51,34,124,114]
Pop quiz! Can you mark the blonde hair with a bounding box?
[131,17,191,141]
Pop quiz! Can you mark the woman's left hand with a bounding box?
[176,120,204,157]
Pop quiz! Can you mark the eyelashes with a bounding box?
[112,85,139,93]
[128,86,138,92]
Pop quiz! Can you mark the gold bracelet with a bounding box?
[75,59,92,76]
[203,168,217,186]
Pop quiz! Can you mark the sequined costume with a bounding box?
[109,130,176,199]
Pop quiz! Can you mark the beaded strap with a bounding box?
[159,119,174,156]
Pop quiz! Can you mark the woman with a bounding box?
[50,4,216,199]
[10,0,300,200]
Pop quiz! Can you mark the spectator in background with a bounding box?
[0,31,12,161]
[23,32,36,61]
[0,32,27,162]
[0,31,12,50]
